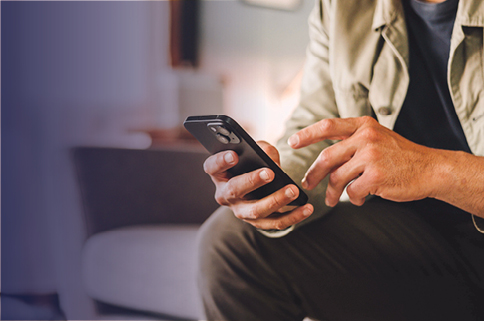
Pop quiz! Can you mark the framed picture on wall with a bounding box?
[170,0,199,67]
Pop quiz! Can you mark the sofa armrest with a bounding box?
[72,146,218,237]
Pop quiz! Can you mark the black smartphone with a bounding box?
[183,115,308,206]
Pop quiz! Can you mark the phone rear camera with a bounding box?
[217,126,231,136]
[216,133,230,144]
[207,122,241,144]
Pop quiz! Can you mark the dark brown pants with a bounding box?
[197,198,484,321]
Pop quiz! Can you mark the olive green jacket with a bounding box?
[275,0,484,232]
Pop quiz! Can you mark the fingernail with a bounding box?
[285,187,296,198]
[287,135,299,147]
[325,198,332,207]
[302,176,309,189]
[259,169,270,181]
[224,152,234,164]
[303,206,312,217]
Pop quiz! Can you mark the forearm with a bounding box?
[431,149,484,218]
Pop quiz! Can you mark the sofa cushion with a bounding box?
[82,225,203,319]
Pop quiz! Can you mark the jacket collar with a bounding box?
[372,0,484,30]
[456,0,484,27]
[372,0,403,30]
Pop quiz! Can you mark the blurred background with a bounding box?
[2,0,313,319]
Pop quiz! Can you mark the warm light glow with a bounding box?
[243,0,301,11]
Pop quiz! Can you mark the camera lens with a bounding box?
[217,126,231,136]
[216,133,230,144]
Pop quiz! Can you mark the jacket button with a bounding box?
[378,107,392,115]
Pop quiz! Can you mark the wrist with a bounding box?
[420,149,484,216]
[427,149,461,201]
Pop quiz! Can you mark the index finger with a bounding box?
[287,117,365,149]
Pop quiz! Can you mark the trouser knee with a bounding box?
[197,206,255,287]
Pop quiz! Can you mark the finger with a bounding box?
[244,204,314,231]
[257,140,281,166]
[203,151,238,181]
[233,184,299,220]
[276,205,297,213]
[345,173,372,206]
[221,168,275,203]
[288,117,370,149]
[325,159,365,207]
[302,140,357,190]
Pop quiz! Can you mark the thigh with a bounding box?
[197,206,307,321]
[198,200,484,321]
[263,198,484,320]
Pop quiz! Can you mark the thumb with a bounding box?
[257,140,281,166]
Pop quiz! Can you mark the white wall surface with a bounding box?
[199,0,314,141]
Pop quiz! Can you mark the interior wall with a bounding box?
[199,0,314,142]
[2,2,168,318]
[1,0,314,318]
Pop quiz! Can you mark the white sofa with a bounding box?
[72,146,218,320]
[82,225,202,319]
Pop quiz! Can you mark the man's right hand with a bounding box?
[203,141,314,231]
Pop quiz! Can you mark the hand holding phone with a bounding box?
[184,115,313,231]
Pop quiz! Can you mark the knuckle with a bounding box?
[234,210,245,220]
[318,118,335,133]
[349,193,365,206]
[360,115,376,125]
[367,168,384,185]
[347,182,365,202]
[269,195,284,210]
[224,183,239,201]
[274,220,288,231]
[359,126,380,142]
[247,205,260,220]
[346,184,357,198]
[319,148,332,163]
[328,172,340,187]
[214,191,227,206]
[246,172,258,187]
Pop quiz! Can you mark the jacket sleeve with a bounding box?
[276,0,340,230]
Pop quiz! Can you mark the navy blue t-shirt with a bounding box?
[390,0,470,220]
[396,0,470,153]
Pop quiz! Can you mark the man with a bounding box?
[198,0,484,320]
